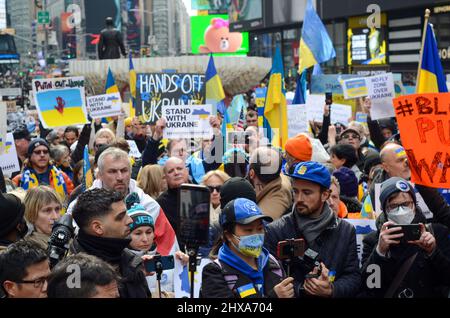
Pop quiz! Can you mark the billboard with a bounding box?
[229,0,264,31]
[191,0,230,13]
[190,15,249,55]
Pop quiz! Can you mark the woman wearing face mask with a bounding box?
[360,177,450,298]
[127,204,188,298]
[201,198,294,298]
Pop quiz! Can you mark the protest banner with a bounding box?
[345,219,376,266]
[87,92,122,119]
[342,78,368,99]
[162,104,214,139]
[5,100,17,113]
[255,87,267,128]
[0,102,6,155]
[0,133,20,177]
[393,93,450,188]
[136,73,205,124]
[306,95,352,125]
[32,77,88,128]
[287,104,308,137]
[126,140,142,158]
[355,112,368,124]
[366,73,395,120]
[174,258,211,298]
[310,74,359,110]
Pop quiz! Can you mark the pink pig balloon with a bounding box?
[199,18,243,54]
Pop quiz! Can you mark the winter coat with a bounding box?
[98,27,126,59]
[257,175,292,220]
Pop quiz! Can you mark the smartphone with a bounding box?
[144,255,175,272]
[387,224,421,242]
[325,92,333,105]
[276,239,305,260]
[177,184,211,248]
[335,123,343,136]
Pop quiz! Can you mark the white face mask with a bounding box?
[387,206,415,225]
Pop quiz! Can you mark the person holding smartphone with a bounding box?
[201,198,294,298]
[360,177,450,298]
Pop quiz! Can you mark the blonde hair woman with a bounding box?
[201,170,230,225]
[137,165,167,199]
[24,186,62,249]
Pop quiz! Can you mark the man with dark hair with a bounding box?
[265,161,360,298]
[12,125,31,176]
[245,105,258,128]
[248,147,292,220]
[98,17,126,59]
[0,240,50,298]
[0,192,28,251]
[71,188,151,298]
[329,144,361,179]
[63,126,79,148]
[47,253,120,298]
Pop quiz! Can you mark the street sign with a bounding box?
[37,11,50,24]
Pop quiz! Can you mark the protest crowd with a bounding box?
[1,4,450,301]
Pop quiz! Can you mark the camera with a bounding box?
[299,248,322,278]
[47,213,75,268]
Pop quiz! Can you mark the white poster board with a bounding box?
[366,73,395,120]
[306,95,352,124]
[345,219,377,266]
[342,78,369,99]
[126,140,142,158]
[287,104,308,137]
[0,133,21,177]
[87,92,122,119]
[162,104,214,139]
[174,258,211,298]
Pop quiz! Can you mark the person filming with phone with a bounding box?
[201,198,294,298]
[360,177,450,298]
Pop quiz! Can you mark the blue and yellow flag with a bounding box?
[105,67,119,94]
[416,23,448,93]
[129,52,137,117]
[237,283,257,298]
[82,145,93,191]
[205,54,226,115]
[298,0,336,74]
[264,45,288,150]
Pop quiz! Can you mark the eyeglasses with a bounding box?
[15,276,48,289]
[207,185,221,193]
[387,201,414,212]
[341,133,360,140]
[33,149,49,155]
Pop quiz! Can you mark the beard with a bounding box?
[295,200,323,217]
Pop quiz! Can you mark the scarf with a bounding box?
[77,230,131,265]
[296,203,337,244]
[20,165,68,200]
[218,243,269,295]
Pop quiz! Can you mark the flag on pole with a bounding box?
[416,23,448,93]
[298,0,336,74]
[105,67,119,94]
[129,52,137,117]
[264,44,288,150]
[205,54,226,115]
[236,106,245,131]
[293,71,307,105]
[82,145,93,191]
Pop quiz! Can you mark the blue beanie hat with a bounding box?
[333,167,358,197]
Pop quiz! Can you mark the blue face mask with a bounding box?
[232,233,264,258]
[26,121,36,133]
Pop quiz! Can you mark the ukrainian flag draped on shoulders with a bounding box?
[298,0,336,74]
[264,45,287,150]
[416,23,448,93]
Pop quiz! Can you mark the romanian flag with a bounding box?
[82,145,93,191]
[129,52,137,117]
[298,0,336,74]
[105,67,119,94]
[416,23,448,93]
[237,283,257,298]
[264,45,288,150]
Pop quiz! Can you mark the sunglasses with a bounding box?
[33,149,49,155]
[207,185,221,193]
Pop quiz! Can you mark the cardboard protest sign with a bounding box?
[136,73,205,124]
[32,77,88,128]
[345,219,376,266]
[310,74,358,110]
[0,102,6,155]
[6,100,17,113]
[0,133,21,177]
[306,95,352,125]
[287,104,308,137]
[87,92,122,119]
[162,104,213,139]
[394,93,450,188]
[174,258,211,298]
[342,78,369,99]
[366,73,395,120]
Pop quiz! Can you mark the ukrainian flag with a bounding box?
[264,45,288,150]
[82,145,93,191]
[205,54,226,115]
[416,23,448,93]
[298,0,336,74]
[129,52,137,117]
[105,67,119,94]
[237,283,257,298]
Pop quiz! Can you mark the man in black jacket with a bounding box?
[265,161,360,298]
[70,188,151,298]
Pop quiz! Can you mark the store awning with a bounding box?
[69,56,271,96]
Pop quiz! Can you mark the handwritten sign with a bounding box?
[136,73,205,124]
[287,104,308,137]
[87,92,122,119]
[6,100,17,113]
[0,133,20,177]
[366,73,395,120]
[394,93,450,188]
[162,104,214,139]
[126,140,142,158]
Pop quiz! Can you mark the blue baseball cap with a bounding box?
[286,161,331,189]
[219,198,272,226]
